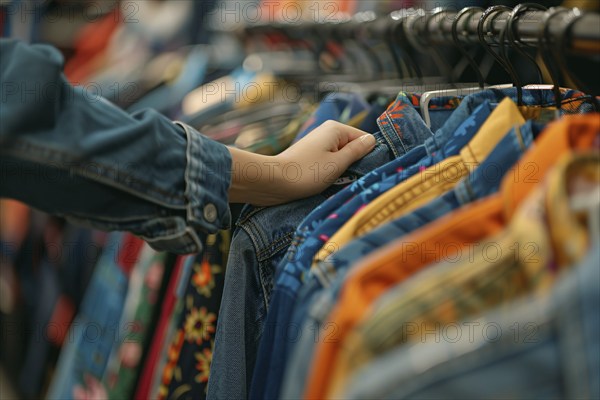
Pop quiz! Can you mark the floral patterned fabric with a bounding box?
[158,230,230,399]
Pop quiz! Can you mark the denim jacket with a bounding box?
[0,39,232,254]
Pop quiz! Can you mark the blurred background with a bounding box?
[1,0,599,399]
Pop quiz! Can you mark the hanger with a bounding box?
[371,12,407,79]
[362,13,411,80]
[329,15,383,81]
[552,8,599,102]
[420,7,482,127]
[506,4,547,83]
[450,7,486,86]
[353,11,399,80]
[538,7,572,110]
[413,8,455,82]
[500,3,548,106]
[477,6,514,83]
[316,10,439,99]
[419,7,513,127]
[391,8,426,81]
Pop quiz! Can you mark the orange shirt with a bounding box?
[303,114,600,399]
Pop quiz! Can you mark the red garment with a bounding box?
[134,256,186,400]
[0,7,6,38]
[117,233,145,277]
[64,8,121,84]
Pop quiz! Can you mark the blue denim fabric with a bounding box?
[279,287,338,400]
[248,94,471,400]
[209,110,426,400]
[292,92,369,143]
[46,233,128,399]
[0,39,232,254]
[343,244,600,400]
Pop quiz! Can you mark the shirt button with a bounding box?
[203,203,218,223]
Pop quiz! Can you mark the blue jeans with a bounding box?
[343,244,600,399]
[0,39,232,254]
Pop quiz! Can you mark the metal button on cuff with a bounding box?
[204,203,218,223]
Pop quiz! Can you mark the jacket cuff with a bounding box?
[175,121,232,233]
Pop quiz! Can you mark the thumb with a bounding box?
[335,133,376,167]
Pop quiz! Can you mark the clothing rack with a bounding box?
[243,6,600,55]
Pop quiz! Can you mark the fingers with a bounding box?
[334,121,371,143]
[318,120,367,149]
[336,133,376,164]
[312,120,376,171]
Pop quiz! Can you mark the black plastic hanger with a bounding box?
[418,7,454,82]
[538,7,571,109]
[452,6,485,88]
[553,9,597,97]
[505,3,548,87]
[477,5,514,84]
[391,8,425,81]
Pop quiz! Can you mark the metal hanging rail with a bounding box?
[242,6,600,56]
[428,8,600,54]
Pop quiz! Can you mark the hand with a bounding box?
[228,120,376,206]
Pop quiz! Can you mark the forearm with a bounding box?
[227,147,289,206]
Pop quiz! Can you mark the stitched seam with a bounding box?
[359,161,467,234]
[235,206,267,226]
[385,112,408,155]
[256,232,294,261]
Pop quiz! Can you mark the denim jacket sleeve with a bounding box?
[0,39,232,254]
